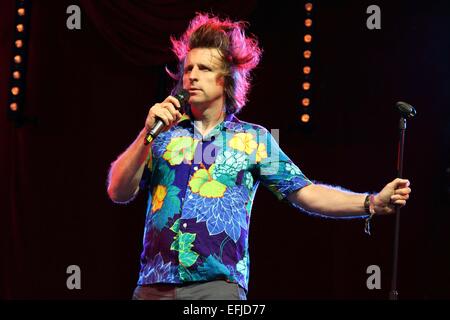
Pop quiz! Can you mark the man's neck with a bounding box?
[190,102,226,137]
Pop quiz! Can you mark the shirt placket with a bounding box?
[176,124,223,257]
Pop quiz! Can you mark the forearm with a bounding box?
[289,183,369,218]
[107,128,151,203]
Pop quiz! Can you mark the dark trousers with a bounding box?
[132,280,247,300]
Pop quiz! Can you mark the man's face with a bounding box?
[183,48,226,109]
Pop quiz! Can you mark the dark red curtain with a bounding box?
[0,0,256,299]
[1,0,449,300]
[79,0,257,66]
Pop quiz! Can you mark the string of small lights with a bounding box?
[300,2,313,125]
[8,0,31,126]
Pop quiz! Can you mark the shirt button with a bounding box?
[182,223,188,229]
[193,166,198,171]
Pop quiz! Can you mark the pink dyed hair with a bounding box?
[168,12,262,114]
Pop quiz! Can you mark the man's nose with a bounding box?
[189,66,199,81]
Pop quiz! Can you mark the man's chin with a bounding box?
[190,100,207,108]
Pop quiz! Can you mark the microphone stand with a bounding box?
[389,116,406,301]
[389,101,416,300]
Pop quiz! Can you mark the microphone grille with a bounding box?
[176,89,190,105]
[396,101,417,118]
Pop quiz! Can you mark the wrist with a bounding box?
[140,127,154,146]
[364,193,376,216]
[364,193,377,235]
[140,127,149,137]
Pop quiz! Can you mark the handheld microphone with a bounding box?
[144,89,190,145]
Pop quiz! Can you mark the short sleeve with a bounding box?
[255,128,312,200]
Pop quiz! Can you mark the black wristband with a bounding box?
[364,194,371,214]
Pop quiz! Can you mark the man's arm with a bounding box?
[287,178,411,217]
[107,128,151,203]
[107,95,183,203]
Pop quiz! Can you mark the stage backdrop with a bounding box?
[1,0,449,299]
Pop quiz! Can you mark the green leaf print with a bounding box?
[170,231,199,268]
[197,255,232,280]
[170,219,180,233]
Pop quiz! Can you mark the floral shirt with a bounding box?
[137,113,312,292]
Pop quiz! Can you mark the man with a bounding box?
[107,13,411,300]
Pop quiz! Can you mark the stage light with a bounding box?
[303,50,311,59]
[302,98,310,107]
[303,66,311,74]
[299,2,314,127]
[12,87,20,95]
[8,0,31,125]
[301,114,310,123]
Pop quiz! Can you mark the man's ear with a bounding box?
[216,73,226,86]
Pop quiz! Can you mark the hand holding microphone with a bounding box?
[144,89,190,145]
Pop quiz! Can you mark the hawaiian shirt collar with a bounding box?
[177,111,245,140]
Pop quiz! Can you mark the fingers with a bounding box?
[156,98,182,121]
[163,96,182,111]
[161,102,182,121]
[154,108,174,126]
[391,178,410,188]
[390,192,408,208]
[392,199,406,206]
[394,187,411,196]
[379,179,411,214]
[146,97,183,130]
[390,194,409,202]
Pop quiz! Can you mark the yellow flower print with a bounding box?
[256,143,268,163]
[163,136,199,166]
[188,164,226,198]
[228,133,257,154]
[151,184,167,213]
